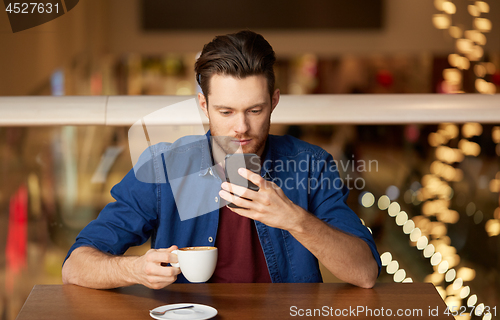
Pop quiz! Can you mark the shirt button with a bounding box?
[215,197,219,203]
[208,237,214,243]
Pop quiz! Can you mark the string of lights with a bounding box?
[486,126,500,236]
[359,120,500,319]
[432,0,495,94]
[361,189,493,320]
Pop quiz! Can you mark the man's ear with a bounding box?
[271,88,280,113]
[198,92,209,118]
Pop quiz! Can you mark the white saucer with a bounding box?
[149,303,217,320]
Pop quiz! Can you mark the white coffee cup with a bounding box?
[171,246,218,283]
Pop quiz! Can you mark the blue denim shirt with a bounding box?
[65,131,381,283]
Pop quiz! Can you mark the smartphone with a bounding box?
[224,153,261,208]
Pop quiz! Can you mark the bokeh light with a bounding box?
[467,294,477,307]
[475,1,489,13]
[434,0,446,10]
[484,62,496,74]
[433,14,451,29]
[462,123,483,138]
[474,64,486,78]
[431,252,442,266]
[403,219,415,234]
[442,1,456,14]
[453,277,463,290]
[396,211,408,226]
[466,202,476,216]
[394,269,406,282]
[410,228,422,242]
[475,303,485,317]
[456,39,474,55]
[380,252,392,266]
[493,127,500,143]
[417,236,428,250]
[438,260,449,274]
[388,202,401,217]
[424,244,435,258]
[457,267,476,281]
[460,286,471,299]
[485,219,500,237]
[378,195,390,210]
[474,18,492,32]
[474,211,483,224]
[468,4,480,17]
[387,260,399,274]
[386,185,400,200]
[443,68,462,84]
[459,139,481,156]
[445,269,456,282]
[360,191,375,208]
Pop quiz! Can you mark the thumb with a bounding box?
[167,245,178,252]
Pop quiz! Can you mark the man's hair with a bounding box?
[194,30,276,99]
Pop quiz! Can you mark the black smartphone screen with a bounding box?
[224,153,261,208]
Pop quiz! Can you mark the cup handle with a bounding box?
[170,249,180,268]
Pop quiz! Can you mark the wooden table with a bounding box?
[16,283,453,319]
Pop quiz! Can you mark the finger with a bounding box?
[166,245,179,264]
[168,252,178,264]
[167,245,178,252]
[155,245,178,253]
[238,168,279,191]
[147,249,175,264]
[147,281,170,290]
[219,189,253,210]
[149,264,181,277]
[221,182,255,200]
[226,205,255,219]
[145,274,179,288]
[238,168,266,188]
[171,266,181,276]
[155,265,181,277]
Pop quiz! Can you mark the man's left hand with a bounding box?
[219,168,306,231]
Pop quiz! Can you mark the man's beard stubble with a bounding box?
[210,118,270,156]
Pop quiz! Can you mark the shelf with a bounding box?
[0,94,499,126]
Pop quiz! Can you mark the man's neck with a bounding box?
[211,139,228,172]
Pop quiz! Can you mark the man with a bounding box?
[62,30,381,289]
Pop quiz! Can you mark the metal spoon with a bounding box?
[150,305,194,316]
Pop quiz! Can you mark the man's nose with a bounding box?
[234,113,249,134]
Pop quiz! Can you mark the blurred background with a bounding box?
[1,0,499,319]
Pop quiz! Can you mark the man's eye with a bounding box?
[220,111,231,115]
[250,109,262,114]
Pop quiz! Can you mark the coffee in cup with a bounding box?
[171,247,217,283]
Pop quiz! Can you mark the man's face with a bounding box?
[199,74,280,157]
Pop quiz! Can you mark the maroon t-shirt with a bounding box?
[209,204,272,283]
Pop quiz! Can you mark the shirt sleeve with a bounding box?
[309,151,382,276]
[63,167,159,264]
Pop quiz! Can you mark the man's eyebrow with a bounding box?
[213,103,267,110]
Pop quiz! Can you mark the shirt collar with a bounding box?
[260,137,274,180]
[198,130,213,176]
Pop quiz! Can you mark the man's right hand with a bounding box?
[133,246,181,289]
[62,245,181,290]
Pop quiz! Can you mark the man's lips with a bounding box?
[232,139,252,145]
